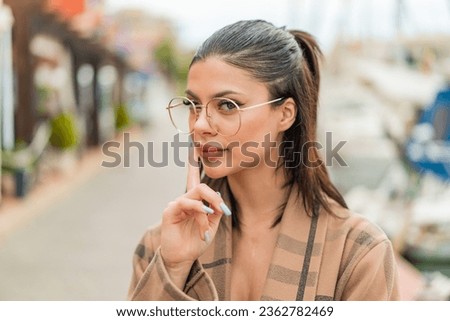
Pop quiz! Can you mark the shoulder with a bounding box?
[322,201,399,300]
[323,199,392,255]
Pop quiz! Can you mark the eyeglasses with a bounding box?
[166,96,284,136]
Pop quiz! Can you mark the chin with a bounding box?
[201,160,240,179]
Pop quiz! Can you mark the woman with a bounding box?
[128,20,399,301]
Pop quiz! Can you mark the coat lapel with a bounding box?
[199,181,329,301]
[199,179,233,300]
[261,189,328,301]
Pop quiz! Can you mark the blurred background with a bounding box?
[0,0,449,300]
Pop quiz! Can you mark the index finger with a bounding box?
[187,141,201,191]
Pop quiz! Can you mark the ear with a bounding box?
[277,98,297,131]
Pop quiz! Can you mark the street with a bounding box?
[0,77,186,300]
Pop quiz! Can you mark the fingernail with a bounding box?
[216,191,221,197]
[204,230,211,243]
[202,205,214,214]
[220,202,232,216]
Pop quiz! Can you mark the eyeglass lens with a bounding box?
[168,97,241,136]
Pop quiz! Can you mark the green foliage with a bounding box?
[154,38,178,79]
[115,104,132,130]
[14,139,28,151]
[174,53,191,94]
[153,37,193,93]
[49,113,79,150]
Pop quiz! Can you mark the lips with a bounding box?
[198,143,227,159]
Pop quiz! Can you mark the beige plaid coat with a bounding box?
[128,185,400,301]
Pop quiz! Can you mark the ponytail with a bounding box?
[286,30,348,217]
[289,30,322,89]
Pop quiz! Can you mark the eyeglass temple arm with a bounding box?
[239,97,285,112]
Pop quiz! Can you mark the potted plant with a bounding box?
[48,112,79,173]
[115,103,132,131]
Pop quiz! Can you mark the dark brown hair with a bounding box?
[191,20,347,227]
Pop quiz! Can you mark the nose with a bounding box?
[192,108,216,135]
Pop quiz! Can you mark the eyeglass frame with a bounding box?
[166,96,285,136]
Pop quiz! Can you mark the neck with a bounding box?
[227,164,290,228]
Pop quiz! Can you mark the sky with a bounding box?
[104,0,450,53]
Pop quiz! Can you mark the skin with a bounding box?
[160,57,297,299]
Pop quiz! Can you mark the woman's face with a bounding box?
[187,57,284,178]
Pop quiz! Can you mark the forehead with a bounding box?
[187,57,268,98]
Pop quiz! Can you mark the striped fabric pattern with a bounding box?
[128,186,399,301]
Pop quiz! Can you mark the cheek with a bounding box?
[239,143,263,167]
[242,111,279,135]
[234,119,277,148]
[227,134,275,167]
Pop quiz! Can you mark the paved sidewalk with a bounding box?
[0,77,186,300]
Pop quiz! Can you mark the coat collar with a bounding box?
[199,183,329,301]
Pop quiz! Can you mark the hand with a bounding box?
[159,148,231,285]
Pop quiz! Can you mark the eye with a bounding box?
[182,98,192,106]
[183,98,201,114]
[217,99,238,113]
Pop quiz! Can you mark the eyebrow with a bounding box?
[185,89,244,100]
